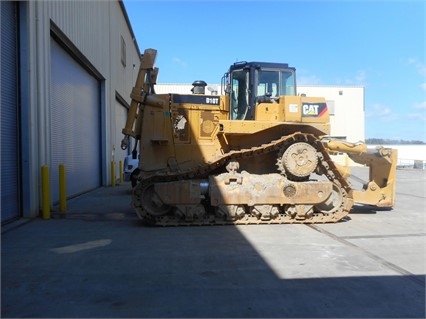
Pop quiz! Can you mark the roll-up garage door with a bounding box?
[1,1,20,223]
[50,39,101,203]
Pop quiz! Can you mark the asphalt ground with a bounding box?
[1,167,425,318]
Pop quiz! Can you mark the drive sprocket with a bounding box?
[276,141,318,180]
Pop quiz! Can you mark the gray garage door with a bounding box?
[1,1,20,223]
[50,39,101,203]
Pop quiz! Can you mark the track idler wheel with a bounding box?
[133,183,172,218]
[314,183,344,214]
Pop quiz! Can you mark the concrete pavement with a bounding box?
[1,167,425,318]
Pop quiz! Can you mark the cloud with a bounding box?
[414,101,426,110]
[369,101,426,123]
[333,70,367,86]
[365,103,397,121]
[172,57,187,68]
[407,102,426,121]
[408,58,426,76]
[297,74,321,85]
[408,112,426,121]
[345,70,367,86]
[421,83,426,91]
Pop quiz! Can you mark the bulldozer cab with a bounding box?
[226,62,296,120]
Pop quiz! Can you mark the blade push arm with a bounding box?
[323,139,398,207]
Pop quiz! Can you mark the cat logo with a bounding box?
[302,104,319,115]
[302,103,327,117]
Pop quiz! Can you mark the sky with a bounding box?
[123,0,425,142]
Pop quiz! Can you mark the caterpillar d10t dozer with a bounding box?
[121,48,397,226]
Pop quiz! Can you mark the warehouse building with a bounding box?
[1,0,140,223]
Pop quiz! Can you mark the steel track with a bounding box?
[132,132,354,226]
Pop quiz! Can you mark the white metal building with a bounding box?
[1,0,140,223]
[154,84,365,142]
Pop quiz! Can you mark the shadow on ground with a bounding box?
[2,206,425,318]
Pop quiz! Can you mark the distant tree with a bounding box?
[365,138,425,145]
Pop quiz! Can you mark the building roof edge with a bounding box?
[118,0,141,58]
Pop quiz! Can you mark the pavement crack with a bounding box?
[307,224,425,287]
[341,233,426,240]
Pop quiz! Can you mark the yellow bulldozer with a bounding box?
[121,48,397,226]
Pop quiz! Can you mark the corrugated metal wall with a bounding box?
[16,0,141,218]
[47,1,110,75]
[47,1,139,105]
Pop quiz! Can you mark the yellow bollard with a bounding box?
[111,161,116,187]
[119,160,123,184]
[41,166,51,219]
[59,163,67,212]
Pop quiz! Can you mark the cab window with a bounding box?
[257,70,296,98]
[230,69,249,120]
